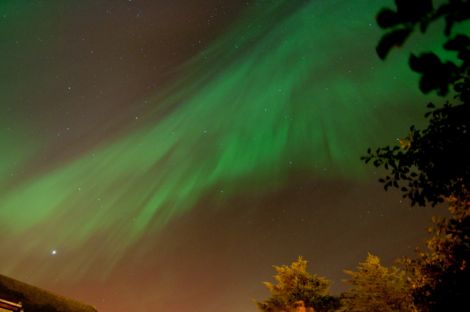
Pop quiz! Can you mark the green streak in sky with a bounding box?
[0,0,434,278]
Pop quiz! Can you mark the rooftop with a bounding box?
[0,274,97,312]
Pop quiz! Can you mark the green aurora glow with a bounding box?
[0,0,442,279]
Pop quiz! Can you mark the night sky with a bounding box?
[0,1,443,311]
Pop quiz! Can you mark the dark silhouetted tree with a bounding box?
[362,0,470,207]
[362,1,470,311]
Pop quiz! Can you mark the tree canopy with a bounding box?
[362,0,470,310]
[255,257,340,312]
[362,0,470,207]
[401,199,470,311]
[340,253,417,312]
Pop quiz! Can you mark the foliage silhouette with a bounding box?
[362,0,470,207]
[362,0,470,311]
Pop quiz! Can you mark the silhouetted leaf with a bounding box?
[395,0,434,22]
[444,15,454,36]
[444,34,470,51]
[377,28,413,59]
[458,49,470,62]
[409,53,441,73]
[377,8,401,28]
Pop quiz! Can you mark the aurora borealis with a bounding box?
[0,0,445,311]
